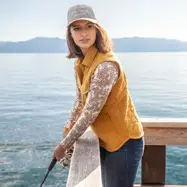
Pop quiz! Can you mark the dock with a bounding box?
[66,118,187,187]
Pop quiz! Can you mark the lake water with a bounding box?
[0,53,187,187]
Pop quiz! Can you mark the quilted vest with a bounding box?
[74,45,144,152]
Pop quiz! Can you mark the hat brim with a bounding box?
[67,18,98,27]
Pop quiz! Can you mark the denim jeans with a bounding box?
[100,137,145,187]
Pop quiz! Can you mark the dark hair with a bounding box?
[66,23,114,58]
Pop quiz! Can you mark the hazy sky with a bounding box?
[1,0,187,41]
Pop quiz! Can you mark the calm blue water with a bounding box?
[0,53,187,187]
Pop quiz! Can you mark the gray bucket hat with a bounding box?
[67,4,98,27]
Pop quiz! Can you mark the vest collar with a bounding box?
[79,45,98,67]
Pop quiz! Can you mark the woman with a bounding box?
[53,4,145,187]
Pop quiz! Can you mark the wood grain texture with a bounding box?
[66,127,102,187]
[144,128,187,145]
[141,119,187,128]
[142,145,166,184]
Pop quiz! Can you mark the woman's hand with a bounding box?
[52,145,66,161]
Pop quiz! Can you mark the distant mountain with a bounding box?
[0,37,187,53]
[113,37,187,52]
[0,37,67,53]
[0,42,6,47]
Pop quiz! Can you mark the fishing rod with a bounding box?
[40,157,57,187]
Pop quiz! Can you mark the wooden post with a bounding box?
[142,145,166,185]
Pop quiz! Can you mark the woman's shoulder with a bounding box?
[95,61,119,76]
[98,61,118,68]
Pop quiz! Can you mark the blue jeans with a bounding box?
[100,137,144,187]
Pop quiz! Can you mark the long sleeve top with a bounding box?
[60,61,119,150]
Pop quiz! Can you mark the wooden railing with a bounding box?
[66,119,187,187]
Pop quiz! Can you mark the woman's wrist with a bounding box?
[59,142,66,150]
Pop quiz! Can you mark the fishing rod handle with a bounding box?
[48,157,57,171]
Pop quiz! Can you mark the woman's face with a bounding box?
[70,20,97,53]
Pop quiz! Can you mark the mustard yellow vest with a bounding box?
[74,46,144,152]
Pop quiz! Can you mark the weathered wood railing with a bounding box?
[66,118,187,187]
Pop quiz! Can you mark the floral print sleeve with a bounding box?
[64,74,82,129]
[60,61,119,150]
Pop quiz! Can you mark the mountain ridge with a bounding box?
[0,37,187,53]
